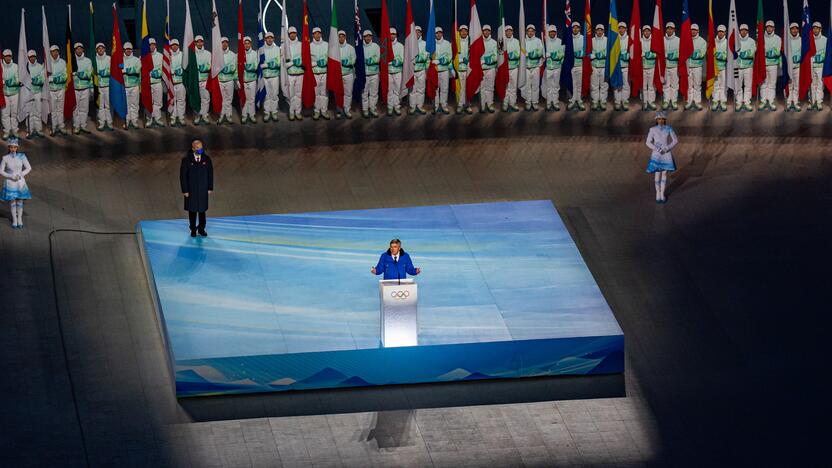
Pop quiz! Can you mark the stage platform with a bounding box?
[138,200,624,397]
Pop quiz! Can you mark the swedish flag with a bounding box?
[606,0,623,89]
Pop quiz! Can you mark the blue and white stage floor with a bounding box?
[138,200,624,397]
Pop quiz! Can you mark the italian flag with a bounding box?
[182,0,201,112]
[327,0,344,107]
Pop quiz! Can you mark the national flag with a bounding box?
[140,0,153,113]
[403,0,417,95]
[352,0,366,102]
[629,0,643,98]
[379,0,393,102]
[678,0,692,100]
[236,0,246,107]
[182,0,201,112]
[255,0,267,108]
[466,0,485,101]
[109,3,128,119]
[208,0,224,114]
[163,0,174,108]
[606,0,623,91]
[752,0,766,97]
[425,0,439,99]
[581,0,592,96]
[781,0,792,97]
[705,0,716,99]
[64,5,77,119]
[517,0,527,94]
[798,0,814,99]
[327,0,344,107]
[40,6,51,123]
[301,0,316,108]
[540,0,548,98]
[452,0,460,99]
[561,0,574,93]
[651,0,666,94]
[280,0,290,98]
[822,1,832,92]
[88,2,100,109]
[495,0,509,100]
[17,8,33,123]
[726,0,739,91]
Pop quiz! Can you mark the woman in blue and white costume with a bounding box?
[645,111,678,203]
[0,137,32,228]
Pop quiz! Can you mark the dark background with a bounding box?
[0,0,830,61]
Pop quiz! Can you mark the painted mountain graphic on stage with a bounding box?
[269,377,297,387]
[339,376,372,386]
[437,368,473,380]
[297,367,348,385]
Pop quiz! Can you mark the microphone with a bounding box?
[394,255,401,285]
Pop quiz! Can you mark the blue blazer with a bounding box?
[374,249,418,280]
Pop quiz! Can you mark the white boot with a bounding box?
[10,202,19,227]
[15,202,23,227]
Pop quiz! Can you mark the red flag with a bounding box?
[651,0,666,95]
[237,0,246,106]
[466,0,484,101]
[678,5,693,100]
[379,0,392,103]
[63,8,77,119]
[301,0,316,108]
[629,0,643,98]
[751,0,766,97]
[705,0,716,99]
[581,0,592,96]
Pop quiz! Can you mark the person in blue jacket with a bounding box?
[371,239,421,280]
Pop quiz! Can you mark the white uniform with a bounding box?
[570,33,585,108]
[523,35,544,108]
[170,49,187,124]
[663,33,680,107]
[544,35,564,109]
[614,32,631,107]
[95,53,113,127]
[1,61,21,137]
[284,39,304,119]
[48,56,68,132]
[589,35,608,108]
[149,50,164,124]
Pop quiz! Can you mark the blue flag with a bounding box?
[561,22,575,93]
[255,0,266,109]
[426,1,436,56]
[606,0,623,89]
[353,1,366,103]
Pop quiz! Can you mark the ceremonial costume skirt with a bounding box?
[645,153,676,173]
[1,178,31,200]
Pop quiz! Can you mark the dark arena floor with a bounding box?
[1,107,829,467]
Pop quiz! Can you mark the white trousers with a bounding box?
[264,76,280,114]
[73,88,90,130]
[171,83,186,120]
[150,82,163,121]
[342,73,354,111]
[388,72,402,107]
[614,67,630,104]
[411,70,426,108]
[287,75,303,115]
[663,67,679,102]
[435,70,449,107]
[97,86,112,125]
[481,68,496,106]
[314,73,328,113]
[687,66,703,104]
[1,94,19,134]
[524,66,541,104]
[198,80,210,117]
[219,80,234,119]
[643,68,656,103]
[762,64,778,104]
[50,89,65,130]
[590,66,608,103]
[570,66,582,102]
[736,67,753,106]
[786,68,800,106]
[713,69,727,102]
[362,74,379,112]
[242,80,256,119]
[504,68,518,107]
[126,86,140,125]
[544,68,562,105]
[457,70,468,106]
[28,92,43,133]
[810,67,824,104]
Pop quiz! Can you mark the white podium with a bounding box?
[379,279,418,347]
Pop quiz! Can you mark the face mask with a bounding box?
[195,148,204,155]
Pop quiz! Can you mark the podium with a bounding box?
[379,279,418,347]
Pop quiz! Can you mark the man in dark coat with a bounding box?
[180,139,214,237]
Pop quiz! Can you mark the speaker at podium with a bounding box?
[379,279,418,348]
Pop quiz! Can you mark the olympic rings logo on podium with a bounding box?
[390,290,410,300]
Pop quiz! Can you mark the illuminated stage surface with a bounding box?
[138,200,624,397]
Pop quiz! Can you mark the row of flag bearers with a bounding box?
[4,0,832,140]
